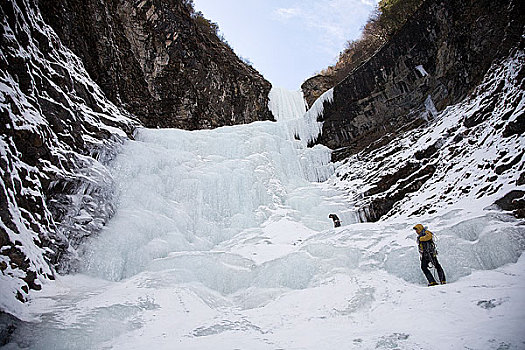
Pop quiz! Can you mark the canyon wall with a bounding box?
[38,0,274,129]
[308,0,523,160]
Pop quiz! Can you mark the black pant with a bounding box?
[421,253,446,284]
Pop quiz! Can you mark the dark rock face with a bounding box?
[495,191,525,218]
[301,74,336,109]
[38,0,274,129]
[1,0,135,306]
[316,0,524,157]
[330,47,525,222]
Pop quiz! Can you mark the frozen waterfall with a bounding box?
[6,87,525,350]
[79,87,346,282]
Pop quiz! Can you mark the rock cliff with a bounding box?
[301,74,335,109]
[329,49,524,222]
[1,0,137,309]
[311,0,524,222]
[38,0,274,129]
[310,0,523,159]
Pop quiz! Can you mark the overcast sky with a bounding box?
[192,0,379,90]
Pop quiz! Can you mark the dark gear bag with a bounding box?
[418,228,437,258]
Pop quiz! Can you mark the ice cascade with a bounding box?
[79,87,341,281]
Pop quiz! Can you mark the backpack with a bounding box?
[418,228,437,257]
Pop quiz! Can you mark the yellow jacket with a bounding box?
[414,224,435,255]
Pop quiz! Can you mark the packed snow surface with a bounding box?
[5,87,525,349]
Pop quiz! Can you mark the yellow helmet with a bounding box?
[413,224,424,233]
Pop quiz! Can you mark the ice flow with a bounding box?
[79,87,346,282]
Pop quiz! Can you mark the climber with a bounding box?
[414,224,446,286]
[328,214,341,228]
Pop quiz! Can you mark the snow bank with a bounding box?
[9,219,525,349]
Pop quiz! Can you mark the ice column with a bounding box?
[268,87,335,182]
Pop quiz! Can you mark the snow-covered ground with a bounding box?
[4,86,525,349]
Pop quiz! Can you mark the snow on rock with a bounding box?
[415,64,429,77]
[295,87,334,147]
[331,49,525,223]
[0,0,136,317]
[6,221,525,349]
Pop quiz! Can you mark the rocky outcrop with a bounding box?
[316,0,524,160]
[313,0,525,223]
[495,190,525,219]
[38,0,274,129]
[301,74,336,109]
[1,0,135,311]
[329,49,525,222]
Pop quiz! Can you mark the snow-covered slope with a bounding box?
[330,50,525,223]
[4,58,525,348]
